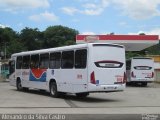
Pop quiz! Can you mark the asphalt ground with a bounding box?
[0,82,160,120]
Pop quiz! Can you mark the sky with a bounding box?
[0,0,160,35]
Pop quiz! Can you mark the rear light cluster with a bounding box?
[131,71,154,78]
[131,71,136,78]
[90,71,96,84]
[152,72,154,78]
[91,71,127,85]
[114,72,126,84]
[123,72,127,83]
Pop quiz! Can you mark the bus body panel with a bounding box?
[87,44,126,92]
[47,69,88,93]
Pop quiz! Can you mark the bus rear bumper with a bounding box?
[88,84,126,93]
[129,78,154,83]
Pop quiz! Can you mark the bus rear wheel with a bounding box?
[50,82,59,98]
[16,80,23,91]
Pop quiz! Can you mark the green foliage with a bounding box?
[0,27,19,58]
[0,25,79,59]
[144,42,160,55]
[0,27,18,43]
[0,25,159,60]
[20,27,43,50]
[126,43,160,59]
[7,39,27,57]
[44,25,78,48]
[126,51,145,59]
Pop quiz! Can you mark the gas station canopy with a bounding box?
[76,35,159,51]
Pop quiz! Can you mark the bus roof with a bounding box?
[127,57,153,61]
[12,43,124,57]
[132,57,153,60]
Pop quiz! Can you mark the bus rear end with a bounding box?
[88,43,126,93]
[130,58,154,86]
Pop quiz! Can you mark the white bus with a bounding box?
[9,43,126,97]
[126,57,154,86]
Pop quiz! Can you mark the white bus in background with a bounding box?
[126,57,154,86]
[9,43,126,98]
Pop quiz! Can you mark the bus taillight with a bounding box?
[90,71,96,84]
[123,72,127,83]
[152,72,154,78]
[131,71,136,78]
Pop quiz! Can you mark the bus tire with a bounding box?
[76,92,89,98]
[16,79,23,91]
[50,82,59,98]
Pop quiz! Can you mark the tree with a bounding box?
[7,39,26,57]
[43,25,79,48]
[144,42,160,55]
[126,51,145,59]
[0,25,79,59]
[0,27,17,43]
[20,27,43,50]
[0,27,19,59]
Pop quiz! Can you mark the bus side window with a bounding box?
[50,52,61,69]
[9,60,15,75]
[75,49,87,69]
[30,54,39,69]
[40,53,49,69]
[16,56,22,69]
[22,55,30,69]
[61,51,74,69]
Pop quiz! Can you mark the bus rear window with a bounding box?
[134,66,152,70]
[95,60,123,68]
[75,49,87,69]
